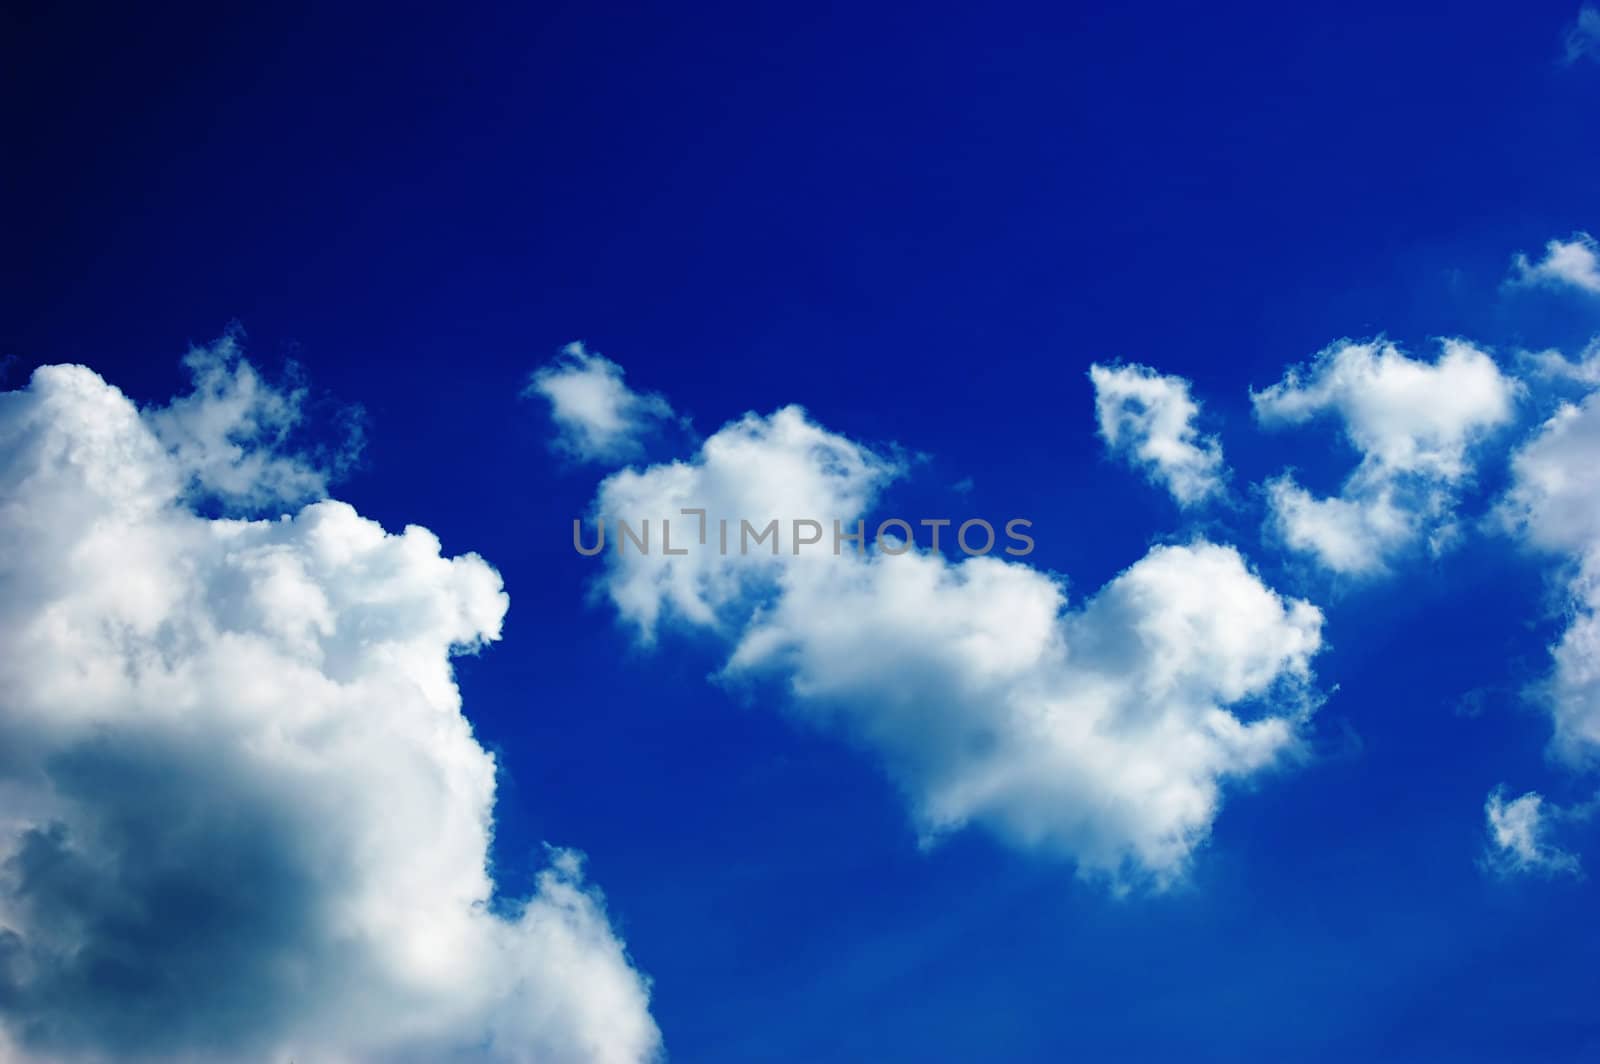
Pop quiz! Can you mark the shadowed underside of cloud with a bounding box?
[586,402,1324,887]
[0,349,660,1062]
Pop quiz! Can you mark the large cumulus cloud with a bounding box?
[0,349,660,1062]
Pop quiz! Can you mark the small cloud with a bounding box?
[525,342,680,464]
[1509,232,1600,294]
[1564,5,1600,64]
[1483,787,1582,877]
[951,476,975,494]
[1088,362,1227,506]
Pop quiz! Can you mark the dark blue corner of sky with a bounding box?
[7,2,1600,1060]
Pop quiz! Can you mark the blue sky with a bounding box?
[7,3,1600,1061]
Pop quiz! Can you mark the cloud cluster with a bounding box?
[587,403,1323,884]
[1088,363,1227,506]
[1511,232,1600,294]
[1253,339,1518,574]
[0,356,659,1062]
[526,343,678,463]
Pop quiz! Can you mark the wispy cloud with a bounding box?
[1484,788,1583,877]
[1564,5,1600,64]
[145,331,364,510]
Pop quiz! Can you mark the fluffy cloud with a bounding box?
[0,353,659,1062]
[1510,232,1600,294]
[1501,386,1600,765]
[1483,788,1580,877]
[1252,339,1516,479]
[1253,339,1518,574]
[593,405,901,638]
[587,403,1323,885]
[1088,363,1226,505]
[1258,479,1421,576]
[527,343,678,463]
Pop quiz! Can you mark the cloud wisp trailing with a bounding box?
[0,346,660,1063]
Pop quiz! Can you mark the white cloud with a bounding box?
[1483,788,1580,876]
[588,405,1323,885]
[145,334,363,509]
[1565,5,1600,64]
[1523,340,1600,385]
[0,361,660,1062]
[1088,363,1226,505]
[527,343,677,463]
[1253,339,1516,480]
[1510,232,1600,294]
[1501,388,1600,765]
[1260,477,1420,576]
[1252,339,1518,574]
[594,404,901,638]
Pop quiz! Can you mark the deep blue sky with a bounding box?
[8,3,1600,1059]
